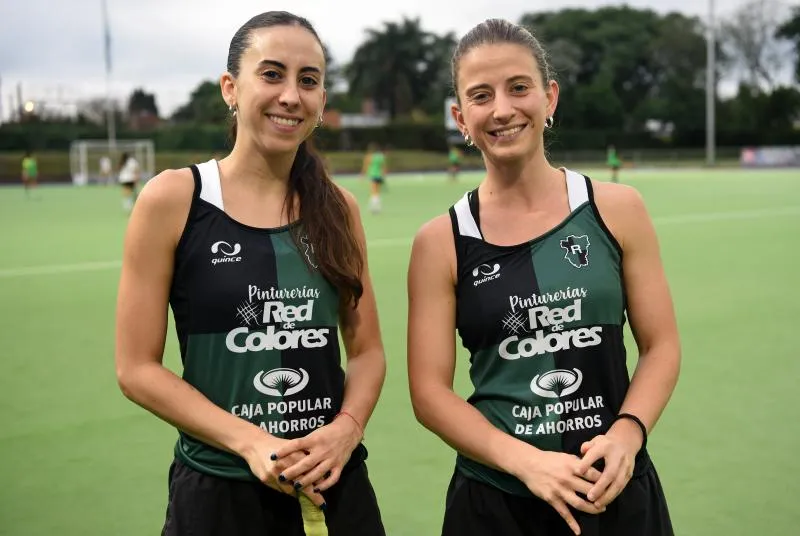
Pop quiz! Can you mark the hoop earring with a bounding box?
[464,132,474,147]
[316,114,324,128]
[229,104,237,117]
[545,116,554,128]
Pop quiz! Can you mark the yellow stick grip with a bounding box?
[298,493,328,536]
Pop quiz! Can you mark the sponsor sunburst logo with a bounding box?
[253,367,310,396]
[530,368,583,398]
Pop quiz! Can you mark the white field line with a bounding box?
[1,206,798,279]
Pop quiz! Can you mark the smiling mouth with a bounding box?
[489,124,526,137]
[267,115,302,126]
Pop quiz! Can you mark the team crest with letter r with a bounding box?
[559,235,590,268]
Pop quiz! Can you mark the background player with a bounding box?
[361,142,387,213]
[21,150,39,198]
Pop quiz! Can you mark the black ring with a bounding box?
[614,413,647,452]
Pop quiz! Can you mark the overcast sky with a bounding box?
[0,0,787,120]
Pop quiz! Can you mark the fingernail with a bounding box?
[313,487,320,493]
[320,503,327,512]
[294,481,302,490]
[270,453,277,461]
[278,474,286,482]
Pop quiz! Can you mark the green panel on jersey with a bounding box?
[468,345,562,452]
[178,330,285,479]
[270,231,340,329]
[183,332,284,424]
[529,205,623,328]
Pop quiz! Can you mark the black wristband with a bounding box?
[614,413,647,452]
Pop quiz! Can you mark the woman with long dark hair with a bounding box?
[115,11,387,536]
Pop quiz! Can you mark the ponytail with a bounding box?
[287,140,364,307]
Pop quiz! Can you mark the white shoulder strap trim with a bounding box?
[197,159,224,210]
[565,169,589,212]
[453,192,482,239]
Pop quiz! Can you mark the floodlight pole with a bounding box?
[706,0,716,166]
[102,0,116,154]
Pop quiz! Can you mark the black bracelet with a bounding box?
[614,413,647,452]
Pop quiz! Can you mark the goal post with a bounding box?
[69,139,155,186]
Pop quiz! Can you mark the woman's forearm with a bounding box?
[340,349,386,433]
[118,361,264,456]
[412,384,535,477]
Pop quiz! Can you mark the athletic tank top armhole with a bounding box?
[450,189,483,250]
[174,165,203,258]
[447,206,466,282]
[468,188,481,230]
[585,176,623,258]
[451,189,483,241]
[448,205,460,246]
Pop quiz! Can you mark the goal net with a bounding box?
[69,139,156,186]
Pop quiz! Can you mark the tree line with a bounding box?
[5,1,800,152]
[172,2,800,136]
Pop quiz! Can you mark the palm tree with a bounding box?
[346,17,454,119]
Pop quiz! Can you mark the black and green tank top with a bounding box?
[169,159,365,479]
[449,170,646,496]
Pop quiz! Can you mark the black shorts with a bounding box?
[370,176,385,185]
[442,465,673,536]
[162,458,385,536]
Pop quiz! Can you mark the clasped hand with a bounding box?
[516,428,641,535]
[272,415,363,494]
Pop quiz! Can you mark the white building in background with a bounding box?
[339,113,390,128]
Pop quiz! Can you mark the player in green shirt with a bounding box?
[361,143,387,213]
[607,145,621,183]
[21,151,39,197]
[448,145,462,182]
